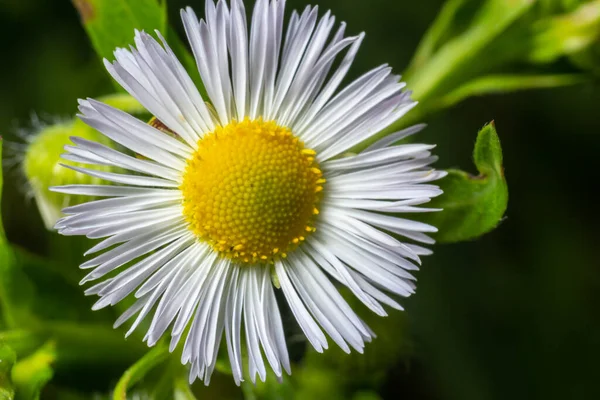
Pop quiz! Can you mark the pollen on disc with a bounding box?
[180,118,323,264]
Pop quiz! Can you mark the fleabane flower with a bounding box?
[53,0,445,385]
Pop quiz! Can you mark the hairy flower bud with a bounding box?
[23,119,115,229]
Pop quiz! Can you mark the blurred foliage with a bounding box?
[0,343,16,399]
[1,0,599,399]
[11,341,56,400]
[530,1,600,63]
[379,0,600,132]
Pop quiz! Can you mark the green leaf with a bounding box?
[72,0,167,62]
[112,343,170,400]
[423,122,508,243]
[11,341,56,400]
[0,343,16,400]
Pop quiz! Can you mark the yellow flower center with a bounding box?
[181,118,323,264]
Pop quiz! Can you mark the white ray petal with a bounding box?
[77,98,193,158]
[322,144,435,170]
[271,6,319,117]
[80,226,188,283]
[61,164,179,188]
[225,265,245,384]
[363,124,427,151]
[275,260,327,352]
[84,217,185,255]
[62,192,181,215]
[228,0,249,120]
[51,185,179,198]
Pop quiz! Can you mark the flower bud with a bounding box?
[23,119,115,229]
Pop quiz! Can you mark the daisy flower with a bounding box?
[53,0,445,385]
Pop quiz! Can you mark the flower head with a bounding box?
[53,0,444,385]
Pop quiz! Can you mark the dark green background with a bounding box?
[1,0,599,399]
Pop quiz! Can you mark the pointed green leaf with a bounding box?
[423,122,508,243]
[72,0,167,62]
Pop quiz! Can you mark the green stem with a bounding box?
[112,342,170,400]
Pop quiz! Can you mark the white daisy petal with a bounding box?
[293,28,363,133]
[102,58,204,148]
[275,260,328,352]
[271,6,319,118]
[61,147,113,167]
[363,123,427,152]
[225,265,245,384]
[61,192,181,215]
[61,164,179,188]
[56,207,182,234]
[228,0,250,120]
[65,137,181,181]
[51,185,180,198]
[182,7,231,124]
[55,0,445,386]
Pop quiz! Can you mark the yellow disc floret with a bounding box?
[181,118,323,264]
